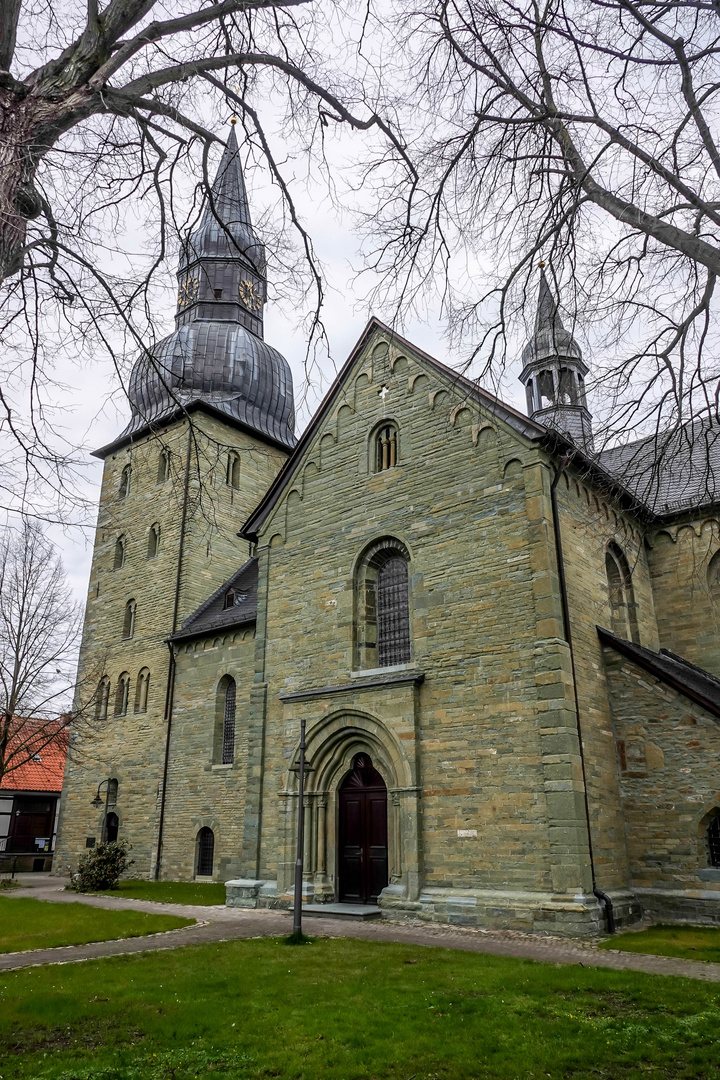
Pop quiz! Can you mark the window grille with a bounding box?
[114,536,125,569]
[118,465,131,499]
[377,556,411,666]
[375,424,398,472]
[708,816,720,868]
[122,599,136,639]
[196,827,215,876]
[222,679,236,764]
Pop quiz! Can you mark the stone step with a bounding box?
[301,903,382,921]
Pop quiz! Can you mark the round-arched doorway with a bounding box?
[338,753,389,903]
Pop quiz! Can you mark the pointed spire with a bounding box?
[535,267,565,336]
[180,125,265,275]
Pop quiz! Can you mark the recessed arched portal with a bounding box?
[338,753,388,904]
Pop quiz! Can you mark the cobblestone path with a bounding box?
[3,876,719,982]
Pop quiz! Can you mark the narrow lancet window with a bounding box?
[135,668,150,713]
[96,676,110,720]
[227,453,241,489]
[147,524,160,559]
[222,678,236,764]
[122,599,136,640]
[118,465,131,499]
[157,450,170,483]
[114,673,130,716]
[605,542,639,644]
[113,536,125,570]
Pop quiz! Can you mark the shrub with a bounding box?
[71,839,133,892]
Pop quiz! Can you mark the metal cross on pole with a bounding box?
[292,717,307,938]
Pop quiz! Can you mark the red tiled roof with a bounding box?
[0,721,68,794]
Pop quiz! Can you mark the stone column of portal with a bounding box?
[523,460,595,924]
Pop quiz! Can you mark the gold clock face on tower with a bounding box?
[177,277,199,307]
[238,278,262,312]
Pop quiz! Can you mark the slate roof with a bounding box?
[0,722,68,794]
[598,416,720,517]
[598,626,720,719]
[170,558,258,643]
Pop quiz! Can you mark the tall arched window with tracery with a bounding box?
[134,668,150,713]
[122,599,136,639]
[605,542,640,644]
[355,539,411,668]
[114,673,130,716]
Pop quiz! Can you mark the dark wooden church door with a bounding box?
[338,754,388,904]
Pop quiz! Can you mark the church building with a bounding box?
[55,128,720,936]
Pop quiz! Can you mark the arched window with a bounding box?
[374,423,399,472]
[605,542,639,643]
[147,524,160,559]
[355,539,411,669]
[95,676,110,719]
[118,464,131,499]
[196,827,215,877]
[157,450,170,483]
[104,813,119,843]
[558,368,578,405]
[107,778,118,805]
[113,536,125,570]
[134,668,150,713]
[227,452,241,489]
[114,673,130,716]
[707,813,720,868]
[537,370,555,408]
[122,599,136,640]
[222,678,236,764]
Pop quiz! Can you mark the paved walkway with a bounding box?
[4,875,720,982]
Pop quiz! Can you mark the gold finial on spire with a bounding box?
[537,260,546,269]
[230,116,237,125]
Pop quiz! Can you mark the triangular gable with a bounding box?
[240,317,547,541]
[598,625,720,720]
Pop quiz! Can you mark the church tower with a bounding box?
[55,128,295,878]
[519,269,593,448]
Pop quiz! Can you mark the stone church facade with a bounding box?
[55,129,720,936]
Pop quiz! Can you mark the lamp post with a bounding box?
[91,778,115,843]
[292,718,307,938]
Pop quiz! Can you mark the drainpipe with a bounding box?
[550,458,615,935]
[155,427,193,881]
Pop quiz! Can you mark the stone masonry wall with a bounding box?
[239,330,605,933]
[647,519,720,677]
[602,645,720,923]
[54,413,287,879]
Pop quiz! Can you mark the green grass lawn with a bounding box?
[600,923,720,964]
[0,896,193,953]
[2,937,719,1080]
[91,879,227,905]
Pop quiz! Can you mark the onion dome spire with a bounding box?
[519,267,592,449]
[117,126,296,452]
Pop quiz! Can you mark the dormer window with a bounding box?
[223,590,235,610]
